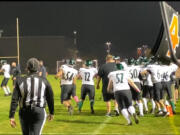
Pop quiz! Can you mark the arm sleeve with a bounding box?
[9,82,20,118]
[45,80,54,115]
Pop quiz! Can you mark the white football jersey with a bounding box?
[108,70,131,92]
[121,62,128,70]
[141,67,153,86]
[161,64,178,82]
[60,65,78,85]
[1,64,11,78]
[146,64,162,84]
[79,67,97,85]
[128,65,141,83]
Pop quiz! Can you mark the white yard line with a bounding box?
[92,117,112,135]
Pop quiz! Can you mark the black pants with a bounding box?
[162,81,172,100]
[142,85,154,99]
[114,90,132,110]
[81,84,95,100]
[60,85,74,103]
[1,77,9,87]
[19,106,46,135]
[153,82,163,102]
[130,82,141,101]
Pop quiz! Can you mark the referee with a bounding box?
[9,58,54,135]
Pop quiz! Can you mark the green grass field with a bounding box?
[0,75,180,135]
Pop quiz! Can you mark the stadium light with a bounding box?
[105,41,112,54]
[73,30,77,45]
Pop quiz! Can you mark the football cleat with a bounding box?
[4,94,9,97]
[91,109,95,114]
[114,110,120,116]
[126,121,132,126]
[163,111,169,117]
[106,112,112,117]
[133,113,139,124]
[68,106,73,115]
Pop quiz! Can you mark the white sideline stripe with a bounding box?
[92,117,112,135]
[39,109,47,135]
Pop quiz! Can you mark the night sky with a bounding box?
[0,1,180,59]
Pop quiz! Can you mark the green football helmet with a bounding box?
[85,60,93,67]
[64,59,75,65]
[69,59,76,65]
[116,63,124,70]
[134,59,141,65]
[128,58,135,65]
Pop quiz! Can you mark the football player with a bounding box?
[107,63,140,125]
[140,59,156,114]
[0,60,11,96]
[127,58,144,116]
[161,63,178,114]
[56,59,79,115]
[78,60,98,114]
[141,57,168,116]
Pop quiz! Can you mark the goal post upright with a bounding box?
[0,18,20,64]
[16,17,20,65]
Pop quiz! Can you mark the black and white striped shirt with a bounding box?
[9,73,54,118]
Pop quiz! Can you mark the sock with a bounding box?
[138,102,144,115]
[78,101,83,111]
[163,106,167,112]
[170,101,176,112]
[2,87,8,95]
[151,99,156,111]
[158,107,162,111]
[6,86,11,94]
[121,109,131,124]
[73,96,79,103]
[143,98,148,111]
[90,100,94,110]
[165,100,170,106]
[128,106,135,115]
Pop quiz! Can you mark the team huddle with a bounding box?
[55,54,179,125]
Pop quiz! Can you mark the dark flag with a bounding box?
[151,2,180,65]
